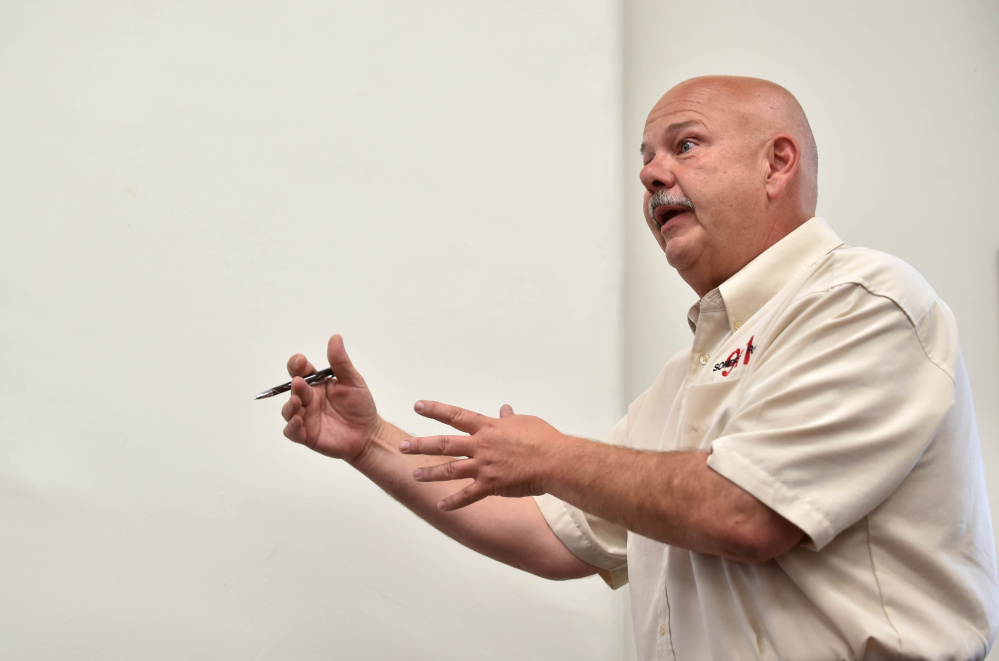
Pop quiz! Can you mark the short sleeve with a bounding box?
[706,282,957,549]
[534,415,630,588]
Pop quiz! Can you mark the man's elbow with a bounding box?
[522,554,600,581]
[720,514,805,564]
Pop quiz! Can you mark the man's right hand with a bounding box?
[281,334,382,463]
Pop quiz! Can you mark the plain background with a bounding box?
[2,2,996,660]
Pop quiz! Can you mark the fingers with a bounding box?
[411,458,477,482]
[286,334,355,381]
[437,483,487,511]
[282,391,306,442]
[400,435,476,457]
[401,434,484,510]
[286,354,317,378]
[281,394,296,422]
[281,381,314,443]
[414,400,486,434]
[400,403,516,512]
[285,334,361,392]
[283,414,305,443]
[409,460,487,511]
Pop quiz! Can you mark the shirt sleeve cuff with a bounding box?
[707,447,837,550]
[534,494,629,589]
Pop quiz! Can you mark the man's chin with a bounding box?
[663,238,696,271]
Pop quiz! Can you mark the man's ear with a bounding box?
[764,134,800,200]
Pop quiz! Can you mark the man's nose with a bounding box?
[640,156,675,192]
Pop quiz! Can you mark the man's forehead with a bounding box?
[641,78,757,151]
[640,94,716,154]
[646,81,728,127]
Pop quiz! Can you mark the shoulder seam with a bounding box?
[791,282,954,385]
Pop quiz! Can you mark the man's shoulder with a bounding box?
[808,244,941,327]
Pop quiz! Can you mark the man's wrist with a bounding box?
[540,433,587,497]
[347,416,404,471]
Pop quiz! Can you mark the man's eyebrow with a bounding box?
[640,119,705,156]
[664,119,703,137]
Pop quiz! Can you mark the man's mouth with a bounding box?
[647,190,694,231]
[653,207,689,230]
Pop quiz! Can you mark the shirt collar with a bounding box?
[688,217,844,334]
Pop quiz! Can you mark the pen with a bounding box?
[254,367,336,400]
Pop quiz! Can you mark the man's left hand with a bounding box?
[400,401,566,511]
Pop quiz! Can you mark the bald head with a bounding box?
[639,76,820,295]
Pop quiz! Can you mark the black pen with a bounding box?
[254,368,336,400]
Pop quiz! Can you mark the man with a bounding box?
[280,76,998,659]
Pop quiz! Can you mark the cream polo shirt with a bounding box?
[536,218,999,660]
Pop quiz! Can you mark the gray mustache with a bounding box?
[647,190,694,227]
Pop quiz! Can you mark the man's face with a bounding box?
[640,80,771,296]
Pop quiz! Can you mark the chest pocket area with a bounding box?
[677,378,743,451]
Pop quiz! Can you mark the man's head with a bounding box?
[640,76,818,297]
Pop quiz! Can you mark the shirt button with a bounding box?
[660,623,666,636]
[733,321,743,330]
[698,354,709,365]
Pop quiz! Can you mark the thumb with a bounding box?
[326,334,367,387]
[499,404,515,418]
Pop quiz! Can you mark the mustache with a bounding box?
[647,190,694,228]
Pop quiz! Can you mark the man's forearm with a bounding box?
[349,419,596,580]
[401,401,803,563]
[543,436,803,563]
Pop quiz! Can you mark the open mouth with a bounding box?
[647,191,694,231]
[652,206,692,231]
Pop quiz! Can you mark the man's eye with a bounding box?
[679,140,695,153]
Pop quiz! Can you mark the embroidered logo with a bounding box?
[713,336,755,377]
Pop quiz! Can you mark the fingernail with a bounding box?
[413,468,423,479]
[437,500,448,510]
[399,441,410,452]
[414,401,425,412]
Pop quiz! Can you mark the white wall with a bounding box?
[0,2,627,659]
[622,1,999,658]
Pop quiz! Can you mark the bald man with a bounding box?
[280,77,998,660]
